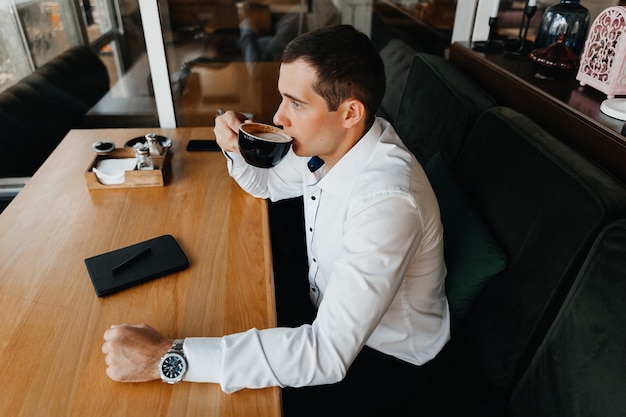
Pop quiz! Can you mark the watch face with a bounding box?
[160,353,186,383]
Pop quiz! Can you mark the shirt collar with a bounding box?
[307,156,325,173]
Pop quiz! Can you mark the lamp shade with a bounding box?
[576,6,626,98]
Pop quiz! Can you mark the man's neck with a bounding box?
[318,124,369,172]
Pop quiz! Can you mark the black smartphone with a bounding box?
[186,139,222,152]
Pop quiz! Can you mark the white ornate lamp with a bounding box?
[576,6,626,119]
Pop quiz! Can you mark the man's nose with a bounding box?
[273,102,287,127]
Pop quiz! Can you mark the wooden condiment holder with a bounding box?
[85,147,170,189]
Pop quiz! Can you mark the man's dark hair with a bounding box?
[282,24,385,127]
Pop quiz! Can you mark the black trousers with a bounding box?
[269,198,433,417]
[282,346,434,417]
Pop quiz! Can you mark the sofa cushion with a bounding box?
[0,77,79,177]
[35,45,110,108]
[451,106,626,403]
[394,53,496,166]
[425,152,507,330]
[509,219,626,417]
[0,45,109,178]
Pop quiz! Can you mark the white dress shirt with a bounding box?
[183,117,450,393]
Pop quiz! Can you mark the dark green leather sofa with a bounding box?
[388,52,626,417]
[509,219,626,417]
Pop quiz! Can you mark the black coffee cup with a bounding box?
[238,123,292,168]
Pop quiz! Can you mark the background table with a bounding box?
[0,127,281,417]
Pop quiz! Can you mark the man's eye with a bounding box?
[291,101,301,109]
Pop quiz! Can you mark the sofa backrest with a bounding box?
[508,219,626,417]
[0,45,109,178]
[394,53,496,166]
[452,106,626,399]
[376,39,417,124]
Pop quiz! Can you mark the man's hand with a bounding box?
[102,324,172,383]
[214,110,252,153]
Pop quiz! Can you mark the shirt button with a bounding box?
[311,196,316,200]
[313,258,317,263]
[309,227,313,232]
[311,287,317,292]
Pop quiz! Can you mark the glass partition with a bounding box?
[0,0,128,95]
[83,0,114,42]
[0,0,82,92]
[82,0,156,127]
[158,0,340,126]
[0,4,31,91]
[15,0,82,67]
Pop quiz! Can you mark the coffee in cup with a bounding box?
[238,123,292,168]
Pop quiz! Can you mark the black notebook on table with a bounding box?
[84,234,189,297]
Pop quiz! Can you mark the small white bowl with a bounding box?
[92,141,115,154]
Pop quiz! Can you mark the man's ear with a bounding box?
[341,99,366,129]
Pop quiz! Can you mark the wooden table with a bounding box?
[0,127,281,417]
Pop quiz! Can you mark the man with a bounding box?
[102,24,450,416]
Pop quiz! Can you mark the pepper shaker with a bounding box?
[135,145,154,170]
[145,133,164,156]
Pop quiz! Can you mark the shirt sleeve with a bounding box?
[225,149,305,201]
[182,191,426,393]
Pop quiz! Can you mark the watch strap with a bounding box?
[169,339,185,355]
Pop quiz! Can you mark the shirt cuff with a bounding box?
[182,337,223,383]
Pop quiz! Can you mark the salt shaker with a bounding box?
[145,133,163,156]
[135,145,154,170]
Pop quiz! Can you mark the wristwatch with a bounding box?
[158,339,187,384]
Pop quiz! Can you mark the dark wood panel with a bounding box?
[449,42,626,186]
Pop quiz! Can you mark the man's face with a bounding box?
[273,59,349,163]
